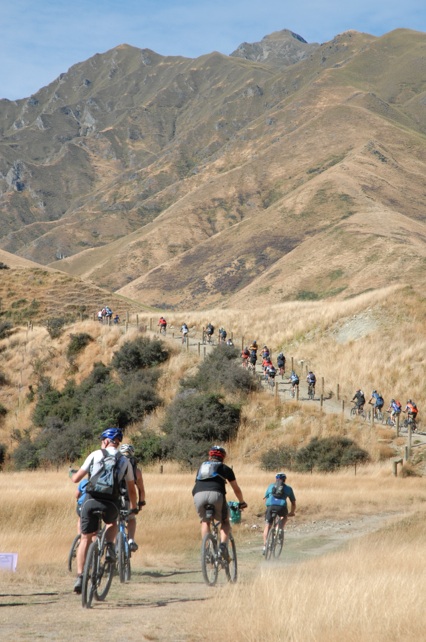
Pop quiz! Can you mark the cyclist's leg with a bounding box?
[263,507,274,547]
[219,498,231,544]
[194,490,222,538]
[77,498,102,576]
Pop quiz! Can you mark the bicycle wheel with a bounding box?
[274,528,284,558]
[265,527,276,560]
[125,555,132,582]
[225,535,237,583]
[350,407,356,417]
[81,541,98,609]
[116,531,127,583]
[94,543,115,601]
[67,534,80,572]
[201,533,218,587]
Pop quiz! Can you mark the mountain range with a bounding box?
[0,28,425,310]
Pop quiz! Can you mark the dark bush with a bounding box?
[0,262,9,269]
[183,344,258,395]
[0,442,6,468]
[112,336,169,373]
[0,321,13,340]
[132,430,164,466]
[295,436,369,472]
[12,439,40,470]
[260,445,297,471]
[46,317,67,339]
[0,403,8,418]
[162,392,240,466]
[67,332,93,360]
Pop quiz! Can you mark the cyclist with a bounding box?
[206,323,215,342]
[351,389,366,414]
[70,428,137,595]
[249,349,257,370]
[192,445,247,561]
[368,390,384,418]
[241,346,250,367]
[289,370,299,394]
[262,472,296,556]
[262,355,273,375]
[265,362,277,385]
[277,352,286,377]
[119,443,146,552]
[261,345,270,360]
[249,340,258,354]
[218,327,227,343]
[387,398,402,423]
[181,323,189,343]
[75,478,88,534]
[158,316,167,334]
[403,400,418,428]
[307,371,316,394]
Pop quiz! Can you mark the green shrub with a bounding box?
[260,445,297,471]
[162,392,240,466]
[0,442,6,468]
[132,430,164,466]
[0,262,9,269]
[112,336,169,372]
[0,372,7,386]
[12,439,40,470]
[295,436,369,472]
[184,344,258,395]
[67,332,93,360]
[0,321,13,340]
[46,317,67,339]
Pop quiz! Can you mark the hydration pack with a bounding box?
[271,479,285,498]
[196,461,224,481]
[86,449,122,501]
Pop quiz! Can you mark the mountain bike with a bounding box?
[265,509,285,560]
[116,509,134,583]
[307,383,315,400]
[401,415,418,432]
[290,382,299,398]
[68,525,105,573]
[200,503,243,586]
[81,511,115,608]
[367,404,384,422]
[350,404,366,419]
[159,325,167,335]
[385,411,401,427]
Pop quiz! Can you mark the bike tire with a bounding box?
[81,541,97,609]
[68,533,80,573]
[350,407,356,417]
[201,533,218,587]
[225,535,237,583]
[94,543,115,601]
[125,555,131,582]
[274,528,284,558]
[265,527,275,561]
[117,531,126,583]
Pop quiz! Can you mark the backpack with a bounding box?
[86,449,123,501]
[196,461,224,481]
[376,396,384,405]
[277,353,285,366]
[394,400,402,411]
[271,479,285,499]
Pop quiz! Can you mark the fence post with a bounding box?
[396,414,400,437]
[203,346,206,359]
[274,382,278,402]
[337,383,340,401]
[136,314,139,328]
[320,394,324,410]
[291,357,294,371]
[186,336,189,352]
[407,423,412,459]
[198,342,200,356]
[321,377,324,397]
[296,384,299,401]
[149,318,152,330]
[126,311,129,323]
[341,399,345,415]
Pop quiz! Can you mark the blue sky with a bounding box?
[1,0,425,100]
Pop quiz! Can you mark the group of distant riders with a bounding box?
[351,389,419,428]
[156,317,420,427]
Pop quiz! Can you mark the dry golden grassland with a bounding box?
[1,468,426,641]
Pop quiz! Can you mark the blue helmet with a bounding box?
[276,472,287,481]
[100,427,123,443]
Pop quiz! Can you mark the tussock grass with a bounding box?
[195,513,426,642]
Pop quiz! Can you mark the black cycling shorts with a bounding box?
[80,496,119,534]
[265,505,288,524]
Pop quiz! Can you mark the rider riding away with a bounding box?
[263,472,296,555]
[192,446,247,561]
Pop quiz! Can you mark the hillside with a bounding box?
[0,29,424,309]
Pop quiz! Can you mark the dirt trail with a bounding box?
[0,512,402,641]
